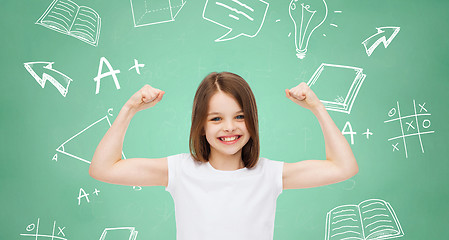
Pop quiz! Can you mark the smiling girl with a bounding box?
[89,72,358,240]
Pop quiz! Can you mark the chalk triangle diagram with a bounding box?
[307,63,366,114]
[56,115,126,164]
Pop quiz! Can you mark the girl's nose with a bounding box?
[223,120,236,132]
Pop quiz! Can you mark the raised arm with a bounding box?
[89,85,168,187]
[282,82,358,189]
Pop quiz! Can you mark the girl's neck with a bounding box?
[208,152,245,171]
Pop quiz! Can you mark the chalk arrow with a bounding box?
[362,27,400,57]
[24,61,73,97]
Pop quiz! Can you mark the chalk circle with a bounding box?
[423,119,431,128]
[26,223,35,231]
[108,108,113,116]
[388,107,396,117]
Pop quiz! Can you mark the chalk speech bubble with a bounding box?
[203,0,269,42]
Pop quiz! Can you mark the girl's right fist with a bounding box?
[126,84,165,112]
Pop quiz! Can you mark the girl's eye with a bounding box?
[211,117,221,121]
[236,115,244,119]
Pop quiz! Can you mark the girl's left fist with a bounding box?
[285,82,323,110]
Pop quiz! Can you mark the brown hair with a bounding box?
[189,72,260,169]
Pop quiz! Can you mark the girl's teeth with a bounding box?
[221,136,238,141]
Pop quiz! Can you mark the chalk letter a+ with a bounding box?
[94,57,121,94]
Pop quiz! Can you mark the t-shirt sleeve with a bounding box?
[165,153,186,194]
[264,158,284,197]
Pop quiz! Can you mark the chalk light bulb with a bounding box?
[289,0,328,59]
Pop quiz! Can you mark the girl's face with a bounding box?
[204,91,250,160]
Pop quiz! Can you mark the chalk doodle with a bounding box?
[325,199,404,240]
[362,27,400,57]
[384,100,435,158]
[129,59,145,75]
[36,0,101,46]
[55,109,127,164]
[98,227,138,240]
[20,218,67,240]
[289,0,328,59]
[24,61,73,97]
[341,121,356,145]
[78,187,100,205]
[362,129,373,139]
[341,122,373,145]
[130,0,187,27]
[203,0,269,42]
[94,57,121,95]
[94,58,146,94]
[307,63,366,114]
[322,10,342,38]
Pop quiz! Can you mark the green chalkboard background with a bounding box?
[2,0,448,239]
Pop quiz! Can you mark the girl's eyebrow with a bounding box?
[207,110,244,115]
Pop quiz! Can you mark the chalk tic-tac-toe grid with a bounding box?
[20,218,67,240]
[384,100,434,158]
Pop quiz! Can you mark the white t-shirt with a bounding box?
[165,153,284,240]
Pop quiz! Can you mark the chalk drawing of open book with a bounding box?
[130,0,187,27]
[307,63,366,114]
[325,199,404,240]
[56,112,126,164]
[36,0,101,46]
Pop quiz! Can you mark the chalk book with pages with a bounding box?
[307,63,366,114]
[36,0,101,46]
[325,199,404,240]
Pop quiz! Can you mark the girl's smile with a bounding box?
[218,135,242,144]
